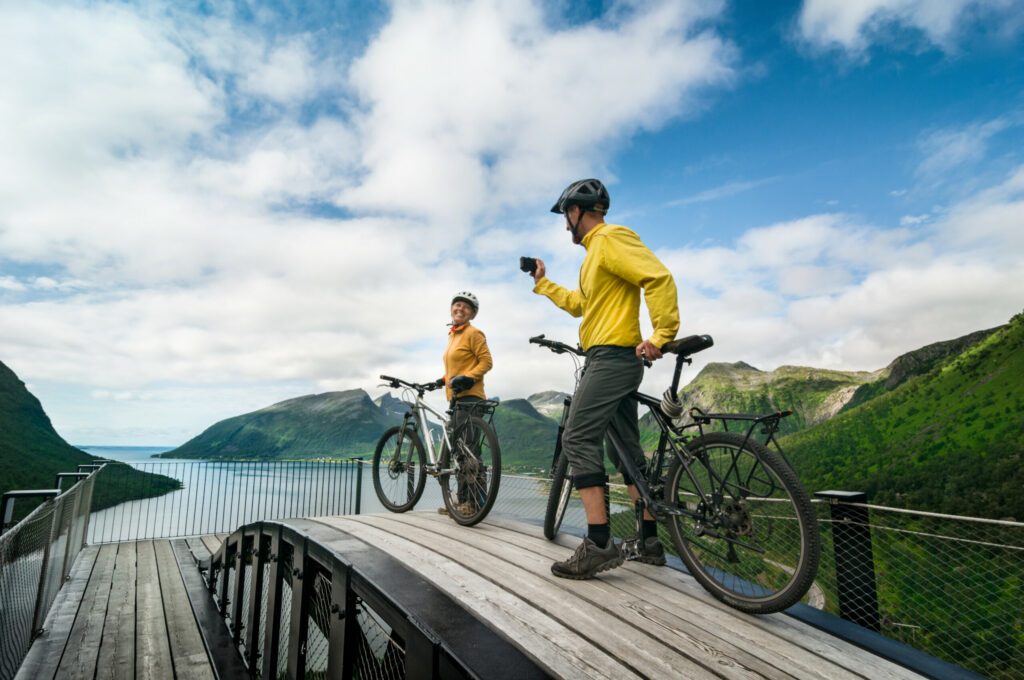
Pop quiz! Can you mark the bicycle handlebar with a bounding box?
[529,333,652,366]
[528,334,584,356]
[379,374,442,393]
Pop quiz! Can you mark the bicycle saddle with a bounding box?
[663,334,714,357]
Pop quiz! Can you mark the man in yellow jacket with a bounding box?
[530,178,679,579]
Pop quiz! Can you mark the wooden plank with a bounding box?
[186,536,211,563]
[55,542,118,679]
[385,513,800,680]
[136,540,174,678]
[201,534,223,556]
[482,514,924,680]
[154,540,216,680]
[15,547,99,680]
[314,516,646,680]
[170,539,250,680]
[333,515,752,680]
[96,542,136,680]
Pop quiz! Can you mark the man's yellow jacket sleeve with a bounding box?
[532,278,584,318]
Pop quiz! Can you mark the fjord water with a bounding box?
[79,446,571,541]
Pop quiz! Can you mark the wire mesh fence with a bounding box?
[306,570,333,676]
[88,459,364,543]
[354,599,405,680]
[0,470,100,679]
[815,502,1024,680]
[490,470,1023,679]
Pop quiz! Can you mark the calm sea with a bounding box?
[77,446,573,542]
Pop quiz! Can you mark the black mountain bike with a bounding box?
[372,375,501,526]
[530,334,820,614]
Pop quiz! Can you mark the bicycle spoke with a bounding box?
[667,432,819,613]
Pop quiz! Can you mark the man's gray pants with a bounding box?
[561,345,646,489]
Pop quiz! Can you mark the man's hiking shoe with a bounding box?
[633,536,667,566]
[437,506,449,515]
[551,538,624,580]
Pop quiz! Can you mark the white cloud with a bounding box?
[343,0,736,223]
[798,0,1024,54]
[917,118,1011,177]
[667,177,777,206]
[0,1,1020,446]
[654,167,1023,373]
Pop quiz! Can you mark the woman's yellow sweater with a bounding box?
[443,324,493,400]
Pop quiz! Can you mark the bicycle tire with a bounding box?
[372,425,427,513]
[665,432,820,614]
[543,452,572,540]
[439,416,501,526]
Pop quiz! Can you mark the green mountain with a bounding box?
[0,360,178,518]
[638,360,877,449]
[840,327,1000,413]
[783,314,1024,520]
[492,399,558,473]
[162,389,400,459]
[527,391,570,422]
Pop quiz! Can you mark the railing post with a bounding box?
[79,469,100,550]
[244,528,267,672]
[354,458,363,516]
[30,497,63,635]
[326,561,357,680]
[815,490,881,632]
[231,533,248,645]
[405,625,438,680]
[262,525,285,677]
[219,538,235,617]
[287,535,311,679]
[60,484,84,581]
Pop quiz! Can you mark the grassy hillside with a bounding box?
[639,361,876,450]
[783,313,1024,520]
[492,399,558,473]
[163,389,400,459]
[0,360,178,517]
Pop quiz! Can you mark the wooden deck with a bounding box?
[16,535,239,680]
[308,512,927,680]
[15,514,934,679]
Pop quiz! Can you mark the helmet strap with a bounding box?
[569,207,586,242]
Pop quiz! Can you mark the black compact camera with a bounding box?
[519,256,538,274]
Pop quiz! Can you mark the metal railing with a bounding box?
[0,465,102,679]
[88,460,364,543]
[206,521,474,678]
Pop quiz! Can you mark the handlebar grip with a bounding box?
[380,374,397,382]
[528,334,546,344]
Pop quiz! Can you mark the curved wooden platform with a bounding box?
[303,512,926,680]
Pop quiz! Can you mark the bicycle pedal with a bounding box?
[621,538,640,561]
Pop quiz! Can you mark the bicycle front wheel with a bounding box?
[439,416,501,526]
[666,432,820,614]
[543,452,572,540]
[372,425,427,513]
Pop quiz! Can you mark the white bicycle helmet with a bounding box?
[452,291,479,312]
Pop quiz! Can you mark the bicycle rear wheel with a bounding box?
[439,416,501,526]
[372,425,427,513]
[543,452,572,540]
[666,432,820,614]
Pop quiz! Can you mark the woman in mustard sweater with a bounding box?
[440,291,493,515]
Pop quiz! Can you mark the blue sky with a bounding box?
[0,0,1022,445]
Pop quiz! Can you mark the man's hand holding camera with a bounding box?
[520,256,545,283]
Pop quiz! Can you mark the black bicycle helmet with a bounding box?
[551,178,610,214]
